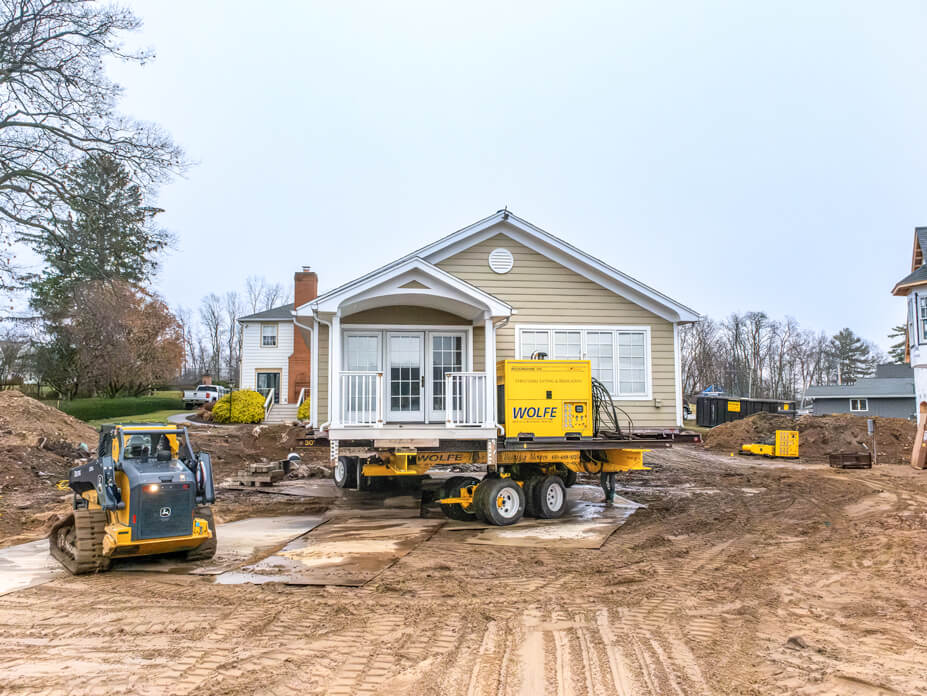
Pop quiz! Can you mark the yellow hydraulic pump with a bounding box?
[740,430,799,458]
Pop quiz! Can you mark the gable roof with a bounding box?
[896,227,927,295]
[307,257,512,319]
[301,210,700,323]
[239,303,294,322]
[806,376,914,399]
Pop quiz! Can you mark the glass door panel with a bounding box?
[387,332,424,421]
[429,333,464,421]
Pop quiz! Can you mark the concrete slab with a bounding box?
[215,517,444,587]
[0,539,65,597]
[0,515,326,595]
[115,515,327,574]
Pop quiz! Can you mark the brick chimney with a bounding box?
[289,266,318,406]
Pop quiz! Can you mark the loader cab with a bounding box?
[106,426,213,542]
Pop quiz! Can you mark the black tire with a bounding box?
[523,476,541,518]
[334,456,356,489]
[478,477,525,526]
[184,402,193,410]
[357,460,379,491]
[440,476,480,521]
[534,475,567,519]
[561,468,577,488]
[185,507,217,561]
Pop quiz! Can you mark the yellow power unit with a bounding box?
[741,430,799,458]
[497,360,594,440]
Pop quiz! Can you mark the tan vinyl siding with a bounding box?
[472,324,485,371]
[437,231,678,428]
[316,322,329,422]
[343,306,469,325]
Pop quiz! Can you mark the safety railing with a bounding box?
[261,388,275,421]
[340,371,383,426]
[444,372,487,426]
[297,387,308,407]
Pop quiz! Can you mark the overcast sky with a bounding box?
[103,0,927,350]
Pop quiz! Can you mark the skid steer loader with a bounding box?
[50,424,217,574]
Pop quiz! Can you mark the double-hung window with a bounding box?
[261,323,277,347]
[516,326,651,398]
[850,398,868,412]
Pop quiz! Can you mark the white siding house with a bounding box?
[238,304,295,404]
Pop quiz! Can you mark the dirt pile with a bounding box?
[703,411,915,463]
[0,389,96,448]
[0,391,98,544]
[187,424,328,480]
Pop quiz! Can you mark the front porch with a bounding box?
[301,257,512,440]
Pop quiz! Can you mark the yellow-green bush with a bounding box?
[211,390,266,424]
[297,398,311,421]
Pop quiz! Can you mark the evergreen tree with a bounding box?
[829,328,875,385]
[26,155,172,315]
[888,324,907,364]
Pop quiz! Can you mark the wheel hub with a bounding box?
[495,489,519,518]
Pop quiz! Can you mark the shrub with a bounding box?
[57,396,184,421]
[211,390,265,424]
[297,398,311,421]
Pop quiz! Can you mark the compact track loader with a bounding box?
[50,424,217,574]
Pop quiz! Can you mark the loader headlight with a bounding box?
[146,484,160,493]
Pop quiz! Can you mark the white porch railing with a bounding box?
[445,372,488,426]
[340,371,384,426]
[297,387,308,407]
[261,388,275,421]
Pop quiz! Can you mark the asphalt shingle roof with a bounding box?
[806,377,914,399]
[238,303,294,322]
[894,264,927,290]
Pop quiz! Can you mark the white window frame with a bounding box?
[909,295,917,348]
[850,398,868,412]
[918,293,927,345]
[514,324,653,400]
[260,323,278,348]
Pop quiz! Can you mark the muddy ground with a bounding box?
[2,445,926,695]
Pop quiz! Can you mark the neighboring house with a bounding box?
[892,227,927,467]
[239,210,700,441]
[805,364,915,419]
[893,227,927,411]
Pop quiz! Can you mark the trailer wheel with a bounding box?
[523,476,541,517]
[357,461,380,491]
[440,476,480,521]
[561,468,577,488]
[334,456,356,489]
[478,477,525,526]
[535,475,567,519]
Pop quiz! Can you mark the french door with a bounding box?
[345,329,469,423]
[387,332,425,422]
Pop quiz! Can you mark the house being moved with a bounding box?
[238,210,699,458]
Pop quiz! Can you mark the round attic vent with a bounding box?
[488,248,514,274]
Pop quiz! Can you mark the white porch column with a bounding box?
[330,311,342,427]
[484,316,495,427]
[311,317,319,428]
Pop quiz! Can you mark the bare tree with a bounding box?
[199,293,223,380]
[0,0,184,290]
[223,291,242,385]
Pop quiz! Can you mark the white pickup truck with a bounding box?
[183,384,227,409]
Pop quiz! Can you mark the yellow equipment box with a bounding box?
[741,429,799,458]
[497,360,594,440]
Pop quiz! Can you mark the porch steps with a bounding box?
[264,403,301,425]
